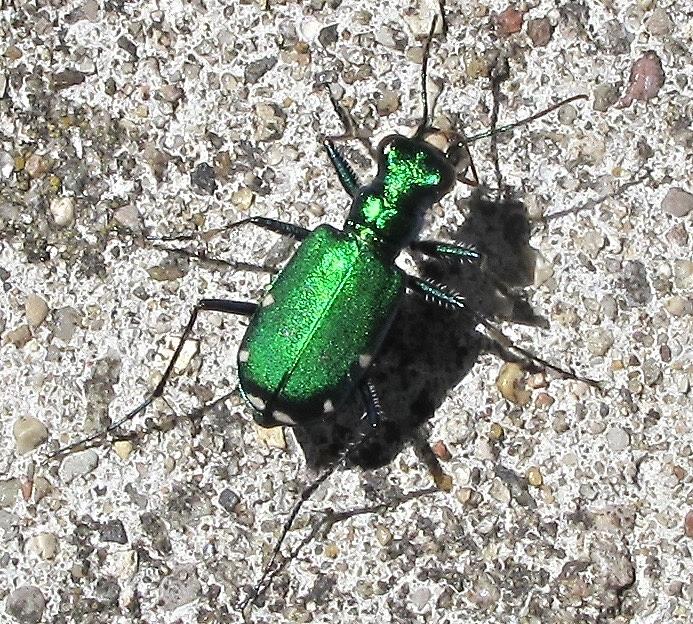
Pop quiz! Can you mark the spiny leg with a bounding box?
[406,275,600,387]
[46,299,258,461]
[323,138,361,197]
[410,240,482,264]
[239,378,384,611]
[151,216,310,246]
[220,216,310,241]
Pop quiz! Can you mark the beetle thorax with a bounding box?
[345,135,455,250]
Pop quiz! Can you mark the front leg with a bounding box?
[410,240,482,264]
[406,275,599,386]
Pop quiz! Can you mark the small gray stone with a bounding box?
[661,187,693,218]
[53,307,82,342]
[606,426,630,451]
[0,478,19,508]
[49,196,75,226]
[25,294,49,328]
[160,566,202,610]
[645,8,674,36]
[5,586,45,624]
[244,56,277,84]
[586,328,614,356]
[100,519,128,544]
[410,587,432,609]
[0,150,13,178]
[593,84,619,112]
[13,416,49,454]
[218,489,240,513]
[59,449,99,482]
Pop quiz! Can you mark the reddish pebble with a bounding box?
[495,7,525,36]
[617,50,665,108]
[431,440,452,461]
[686,510,693,538]
[527,18,553,47]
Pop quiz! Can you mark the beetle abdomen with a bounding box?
[238,224,403,426]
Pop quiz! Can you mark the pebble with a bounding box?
[5,324,32,348]
[218,488,240,513]
[410,587,431,610]
[645,8,674,36]
[49,196,75,226]
[685,510,693,538]
[527,467,543,487]
[617,50,665,108]
[375,525,393,546]
[24,153,49,178]
[5,586,46,624]
[0,150,14,178]
[0,478,19,508]
[231,187,254,211]
[254,423,287,449]
[527,18,553,46]
[665,296,691,316]
[190,162,216,195]
[376,89,400,116]
[606,426,630,451]
[467,574,500,609]
[495,7,524,36]
[586,328,614,356]
[13,416,49,454]
[113,440,133,460]
[490,479,511,503]
[53,306,82,342]
[25,294,49,328]
[533,251,554,286]
[489,422,504,441]
[673,260,693,289]
[661,187,693,218]
[59,449,99,482]
[25,532,58,559]
[100,519,128,544]
[114,204,141,228]
[244,56,277,84]
[431,439,451,460]
[592,83,619,112]
[496,363,531,406]
[160,566,202,610]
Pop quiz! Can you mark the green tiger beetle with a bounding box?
[50,18,596,611]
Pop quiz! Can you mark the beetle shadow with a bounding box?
[293,188,548,472]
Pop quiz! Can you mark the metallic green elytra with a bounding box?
[238,136,456,426]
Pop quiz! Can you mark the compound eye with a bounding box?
[376,134,402,156]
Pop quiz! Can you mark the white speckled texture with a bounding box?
[1,1,691,623]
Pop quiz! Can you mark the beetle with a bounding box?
[48,17,593,609]
[51,20,586,463]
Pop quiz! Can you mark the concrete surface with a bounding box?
[0,0,691,623]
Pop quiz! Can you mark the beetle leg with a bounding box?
[406,275,600,387]
[410,240,483,264]
[323,138,360,197]
[46,299,258,461]
[241,378,383,610]
[217,216,310,241]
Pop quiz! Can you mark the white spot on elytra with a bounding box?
[262,294,275,307]
[323,399,334,413]
[273,410,296,425]
[238,349,249,363]
[247,394,266,411]
[358,354,372,369]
